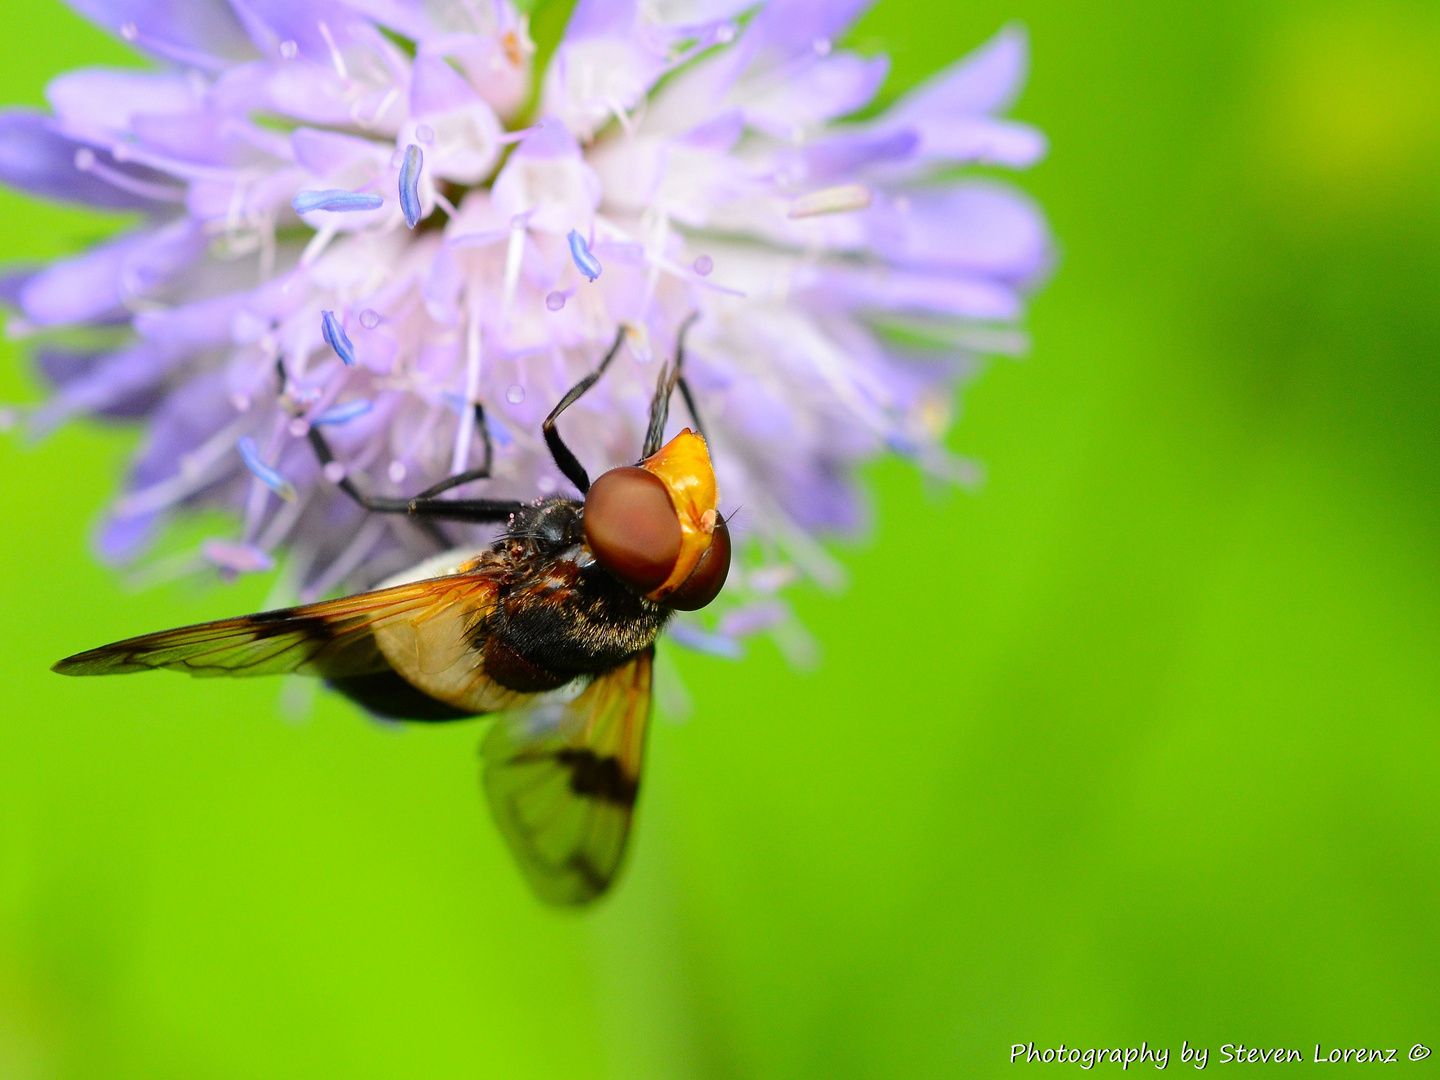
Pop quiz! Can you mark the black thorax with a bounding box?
[476,498,669,691]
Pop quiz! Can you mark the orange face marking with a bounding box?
[637,428,720,601]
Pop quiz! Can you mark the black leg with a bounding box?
[410,402,495,500]
[543,325,627,494]
[677,376,708,443]
[308,403,525,525]
[403,496,526,523]
[642,362,680,459]
[307,427,413,514]
[642,313,703,458]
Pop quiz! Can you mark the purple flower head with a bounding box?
[1,1,1051,646]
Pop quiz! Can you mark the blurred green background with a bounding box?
[3,0,1439,1076]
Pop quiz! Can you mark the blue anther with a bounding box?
[399,144,424,229]
[201,539,274,574]
[313,399,373,426]
[567,229,602,282]
[237,436,297,502]
[885,432,919,456]
[320,310,356,366]
[292,189,384,214]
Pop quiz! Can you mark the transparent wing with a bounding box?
[52,571,500,681]
[482,648,654,906]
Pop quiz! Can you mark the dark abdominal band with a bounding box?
[486,562,669,688]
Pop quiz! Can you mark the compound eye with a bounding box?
[667,515,731,611]
[583,467,682,593]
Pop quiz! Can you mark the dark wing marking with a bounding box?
[326,671,481,722]
[52,572,500,681]
[482,648,653,906]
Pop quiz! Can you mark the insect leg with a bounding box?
[642,313,704,458]
[277,357,404,514]
[677,377,707,443]
[309,403,522,524]
[403,404,525,523]
[642,362,680,459]
[409,402,495,500]
[404,496,525,523]
[307,427,413,514]
[543,325,627,494]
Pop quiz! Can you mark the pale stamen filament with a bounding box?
[72,148,186,203]
[317,21,350,82]
[451,287,484,476]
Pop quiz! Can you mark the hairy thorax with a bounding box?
[476,499,669,691]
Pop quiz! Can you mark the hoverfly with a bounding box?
[53,317,730,906]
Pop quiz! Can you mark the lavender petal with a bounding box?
[120,371,230,487]
[134,292,250,350]
[741,0,877,64]
[63,0,255,63]
[261,63,363,125]
[46,68,196,136]
[96,509,160,565]
[291,127,390,174]
[741,54,890,136]
[905,117,1048,168]
[409,54,483,116]
[872,184,1051,280]
[808,266,1022,320]
[562,0,638,40]
[223,0,362,59]
[27,342,175,437]
[888,23,1030,119]
[20,219,203,325]
[0,109,163,208]
[799,130,919,182]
